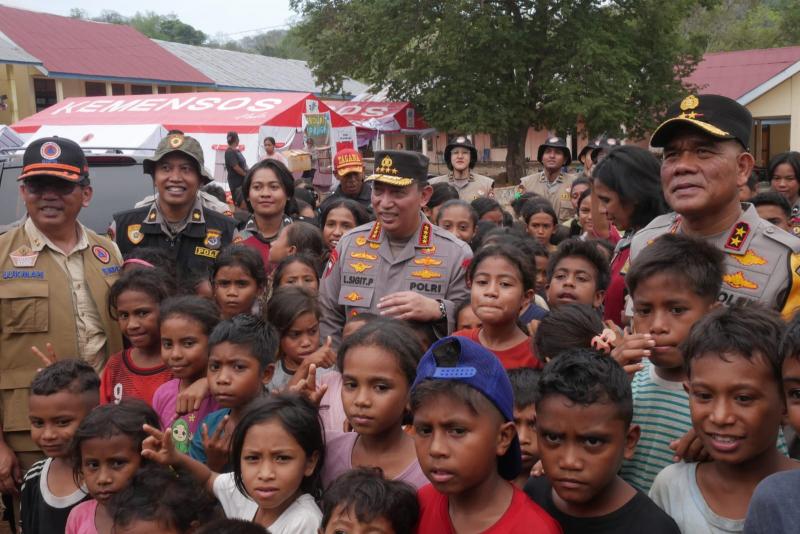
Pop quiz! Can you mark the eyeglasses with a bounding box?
[23,179,81,196]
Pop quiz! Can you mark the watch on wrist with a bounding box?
[437,299,447,321]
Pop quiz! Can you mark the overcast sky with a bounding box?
[5,0,297,40]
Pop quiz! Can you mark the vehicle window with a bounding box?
[0,157,153,235]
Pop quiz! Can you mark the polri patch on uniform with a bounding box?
[10,246,38,268]
[127,224,144,245]
[204,229,222,249]
[194,246,219,259]
[92,245,111,264]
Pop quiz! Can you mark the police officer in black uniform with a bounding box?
[113,133,237,277]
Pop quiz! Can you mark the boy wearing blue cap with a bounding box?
[410,336,561,533]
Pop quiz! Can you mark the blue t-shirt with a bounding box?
[520,303,548,324]
[744,469,800,534]
[189,408,232,472]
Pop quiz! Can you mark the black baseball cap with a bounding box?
[650,94,753,150]
[19,137,89,183]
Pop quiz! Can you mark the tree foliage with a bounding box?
[683,0,800,52]
[70,9,207,46]
[292,0,710,181]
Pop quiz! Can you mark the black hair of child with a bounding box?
[347,312,379,325]
[176,266,212,296]
[592,145,669,230]
[242,158,297,217]
[625,233,724,301]
[272,252,322,287]
[474,225,529,249]
[536,348,633,426]
[211,244,267,289]
[266,285,320,335]
[467,241,536,293]
[320,467,420,534]
[231,394,325,498]
[208,314,279,371]
[284,221,326,261]
[510,192,541,218]
[196,518,268,534]
[471,220,501,251]
[107,268,176,319]
[202,182,228,204]
[751,191,792,219]
[501,209,514,227]
[410,379,500,422]
[471,197,503,220]
[337,318,422,386]
[159,295,221,335]
[30,359,100,397]
[318,197,372,229]
[109,465,218,531]
[521,198,558,228]
[780,312,800,363]
[454,299,474,321]
[590,238,615,262]
[70,399,160,482]
[546,238,611,290]
[435,199,479,227]
[294,190,316,213]
[508,367,542,410]
[533,303,604,362]
[683,304,786,385]
[429,182,460,212]
[122,246,177,281]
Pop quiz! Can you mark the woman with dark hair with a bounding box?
[261,136,288,165]
[592,145,668,325]
[224,131,247,199]
[237,159,298,268]
[768,151,800,234]
[423,182,459,222]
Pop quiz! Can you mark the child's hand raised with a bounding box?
[288,363,329,407]
[609,328,653,378]
[669,428,709,463]
[305,336,336,370]
[175,378,209,415]
[202,416,232,472]
[141,424,181,466]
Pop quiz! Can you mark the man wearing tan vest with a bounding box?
[0,137,122,500]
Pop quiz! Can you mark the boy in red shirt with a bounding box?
[410,336,561,533]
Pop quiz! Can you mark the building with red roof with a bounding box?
[686,46,800,165]
[0,5,215,124]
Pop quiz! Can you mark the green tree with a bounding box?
[292,0,710,181]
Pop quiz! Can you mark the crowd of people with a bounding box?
[1,92,800,533]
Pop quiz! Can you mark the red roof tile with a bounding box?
[0,5,213,85]
[686,46,800,101]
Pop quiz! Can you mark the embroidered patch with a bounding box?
[102,266,120,276]
[723,271,758,290]
[368,243,381,250]
[3,270,44,280]
[368,222,382,242]
[191,210,202,222]
[411,269,442,279]
[351,251,378,261]
[350,262,373,273]
[730,249,766,266]
[420,245,436,255]
[355,236,368,246]
[724,222,749,251]
[418,223,432,247]
[92,245,111,264]
[204,229,222,249]
[40,141,61,160]
[345,291,362,302]
[147,208,157,222]
[194,246,219,259]
[414,257,442,266]
[127,224,143,245]
[9,246,38,268]
[324,249,339,278]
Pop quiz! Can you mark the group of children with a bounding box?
[12,175,800,534]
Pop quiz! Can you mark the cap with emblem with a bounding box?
[444,136,478,170]
[650,94,753,150]
[537,136,571,166]
[365,150,429,187]
[143,132,213,184]
[18,137,89,184]
[334,148,364,177]
[411,336,522,480]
